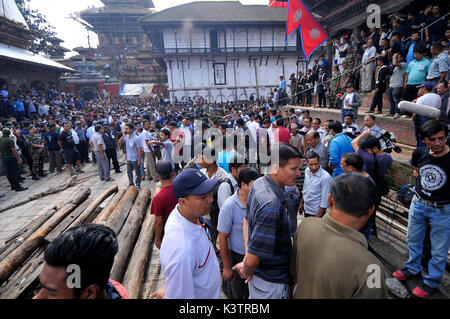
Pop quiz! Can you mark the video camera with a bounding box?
[378,130,402,153]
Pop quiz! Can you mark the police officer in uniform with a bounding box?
[317,68,327,108]
[0,128,27,191]
[328,65,341,109]
[305,69,316,106]
[297,71,306,106]
[26,125,46,180]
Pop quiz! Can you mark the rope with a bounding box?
[277,12,450,103]
[144,256,161,299]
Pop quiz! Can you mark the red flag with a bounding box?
[268,0,288,7]
[286,0,328,59]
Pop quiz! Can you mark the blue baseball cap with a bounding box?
[416,81,434,91]
[173,169,220,199]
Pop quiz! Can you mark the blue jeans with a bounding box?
[388,87,402,115]
[414,116,427,147]
[405,196,450,288]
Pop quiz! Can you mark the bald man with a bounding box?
[305,130,329,169]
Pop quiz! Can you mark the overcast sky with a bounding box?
[28,0,269,56]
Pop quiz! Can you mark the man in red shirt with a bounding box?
[274,118,293,144]
[151,160,178,249]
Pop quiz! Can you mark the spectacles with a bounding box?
[426,136,446,143]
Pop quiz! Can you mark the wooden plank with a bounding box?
[110,188,151,283]
[0,187,91,285]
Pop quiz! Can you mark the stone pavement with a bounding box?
[0,152,157,244]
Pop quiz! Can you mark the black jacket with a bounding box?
[102,130,117,149]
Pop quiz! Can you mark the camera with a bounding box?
[378,130,402,153]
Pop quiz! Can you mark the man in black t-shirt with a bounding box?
[393,120,450,298]
[58,122,83,176]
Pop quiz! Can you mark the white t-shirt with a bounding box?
[201,166,228,180]
[247,120,259,142]
[417,93,442,109]
[141,129,151,153]
[343,92,354,110]
[160,206,221,299]
[181,125,192,146]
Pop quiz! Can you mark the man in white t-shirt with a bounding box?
[414,81,442,147]
[156,169,221,299]
[180,117,192,164]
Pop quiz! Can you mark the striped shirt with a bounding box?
[246,175,292,284]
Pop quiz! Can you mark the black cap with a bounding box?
[155,160,173,177]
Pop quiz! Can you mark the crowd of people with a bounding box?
[1,66,449,299]
[275,3,449,137]
[1,4,449,300]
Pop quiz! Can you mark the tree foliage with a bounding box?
[15,0,58,56]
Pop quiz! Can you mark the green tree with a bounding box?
[15,0,58,56]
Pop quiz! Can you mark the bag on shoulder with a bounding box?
[210,177,234,230]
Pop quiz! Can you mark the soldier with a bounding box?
[297,71,306,106]
[328,65,341,109]
[289,73,297,105]
[339,61,352,94]
[26,125,46,180]
[345,46,358,73]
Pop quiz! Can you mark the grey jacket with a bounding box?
[341,91,362,119]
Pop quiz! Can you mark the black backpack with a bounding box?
[210,177,234,237]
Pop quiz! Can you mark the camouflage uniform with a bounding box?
[339,67,352,94]
[328,71,341,108]
[345,52,358,72]
[26,133,44,176]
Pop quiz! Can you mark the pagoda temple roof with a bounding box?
[0,42,75,72]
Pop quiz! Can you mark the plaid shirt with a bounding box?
[246,175,292,283]
[426,51,450,80]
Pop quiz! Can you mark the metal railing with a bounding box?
[152,46,299,54]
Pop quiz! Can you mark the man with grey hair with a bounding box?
[305,130,329,170]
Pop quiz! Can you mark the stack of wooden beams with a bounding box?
[0,184,156,299]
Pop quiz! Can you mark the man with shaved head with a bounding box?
[305,130,329,170]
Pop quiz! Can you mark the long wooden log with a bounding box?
[0,187,91,285]
[0,206,57,260]
[0,195,105,299]
[122,210,155,299]
[110,188,151,282]
[44,197,92,243]
[69,185,118,229]
[124,183,160,298]
[0,248,46,299]
[93,189,126,225]
[105,186,138,235]
[0,176,77,214]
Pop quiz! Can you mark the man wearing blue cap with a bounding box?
[157,169,221,299]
